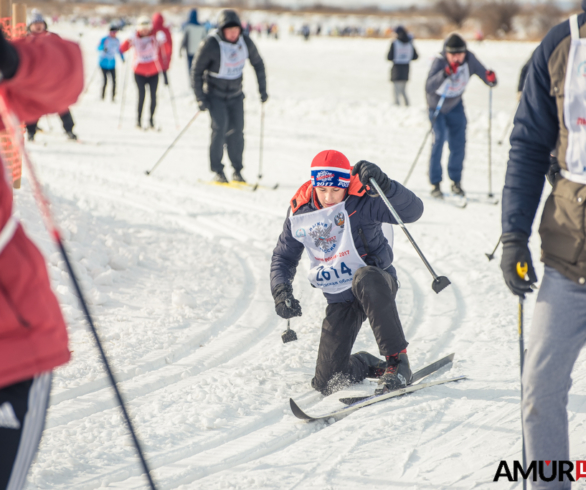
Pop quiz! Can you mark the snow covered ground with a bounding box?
[15,25,586,489]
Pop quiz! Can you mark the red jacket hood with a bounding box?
[152,13,164,32]
[290,172,366,214]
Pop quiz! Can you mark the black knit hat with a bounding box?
[445,33,467,53]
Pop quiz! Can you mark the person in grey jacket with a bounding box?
[270,150,423,396]
[425,33,496,199]
[180,9,207,79]
[191,9,268,184]
[387,26,418,106]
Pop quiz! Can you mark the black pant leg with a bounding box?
[0,373,52,490]
[148,74,159,120]
[101,68,108,99]
[110,69,116,99]
[208,96,229,173]
[351,266,408,357]
[135,73,146,124]
[225,94,245,172]
[311,301,367,396]
[25,121,38,139]
[59,110,74,132]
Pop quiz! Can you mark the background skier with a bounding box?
[25,10,78,141]
[270,150,423,396]
[152,13,172,86]
[97,23,124,102]
[501,3,586,485]
[180,9,207,82]
[121,16,167,129]
[0,28,82,490]
[425,33,496,199]
[387,25,418,106]
[192,9,267,184]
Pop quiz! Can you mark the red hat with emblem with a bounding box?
[310,150,351,189]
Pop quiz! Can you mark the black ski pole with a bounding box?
[145,111,201,176]
[253,103,266,191]
[488,86,494,198]
[516,262,528,490]
[0,99,158,490]
[369,177,451,293]
[281,300,298,343]
[403,86,448,186]
[498,103,518,146]
[486,235,501,261]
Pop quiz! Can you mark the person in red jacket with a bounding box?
[0,28,82,490]
[24,9,78,141]
[120,16,167,129]
[152,12,172,86]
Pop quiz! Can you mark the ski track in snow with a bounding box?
[14,24,586,489]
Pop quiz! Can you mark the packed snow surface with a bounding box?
[15,25,586,489]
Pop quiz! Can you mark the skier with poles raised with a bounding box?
[24,10,78,141]
[387,25,418,107]
[192,9,268,184]
[97,23,124,102]
[270,150,424,396]
[501,3,586,486]
[0,27,82,490]
[425,33,496,199]
[120,16,167,130]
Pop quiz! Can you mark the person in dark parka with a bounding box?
[191,9,268,184]
[270,150,423,396]
[387,25,418,106]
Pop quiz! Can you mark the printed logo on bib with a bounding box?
[290,202,367,294]
[577,61,586,77]
[435,62,470,99]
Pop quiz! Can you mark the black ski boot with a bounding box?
[376,352,412,394]
[149,118,155,130]
[353,351,387,378]
[214,171,229,184]
[451,181,465,196]
[66,130,77,141]
[232,170,246,183]
[431,183,443,199]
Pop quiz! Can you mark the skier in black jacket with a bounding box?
[270,150,423,396]
[191,10,268,184]
[387,26,418,106]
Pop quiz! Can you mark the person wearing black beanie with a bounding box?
[387,26,418,106]
[425,32,497,200]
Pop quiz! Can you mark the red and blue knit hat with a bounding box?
[310,150,351,189]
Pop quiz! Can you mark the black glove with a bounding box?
[260,92,268,103]
[197,98,209,112]
[0,29,19,81]
[500,232,538,298]
[351,160,391,197]
[272,283,302,319]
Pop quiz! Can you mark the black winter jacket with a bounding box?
[191,11,266,101]
[270,176,423,304]
[387,33,418,82]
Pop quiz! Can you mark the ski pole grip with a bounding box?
[516,262,528,280]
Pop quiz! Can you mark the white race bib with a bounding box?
[290,202,367,295]
[564,14,586,184]
[132,34,158,66]
[209,32,249,80]
[393,40,414,64]
[435,62,470,98]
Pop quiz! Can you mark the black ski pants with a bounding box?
[311,266,408,396]
[134,73,158,124]
[101,68,116,100]
[25,110,74,138]
[0,372,52,490]
[208,93,245,174]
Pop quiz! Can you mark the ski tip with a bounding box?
[289,398,314,421]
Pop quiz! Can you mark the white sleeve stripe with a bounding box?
[6,372,52,490]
